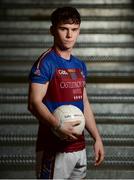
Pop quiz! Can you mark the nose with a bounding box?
[66,30,72,38]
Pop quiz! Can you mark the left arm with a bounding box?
[83,87,104,166]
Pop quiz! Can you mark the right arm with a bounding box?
[28,82,59,127]
[28,82,79,140]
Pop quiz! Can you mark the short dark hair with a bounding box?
[50,7,81,27]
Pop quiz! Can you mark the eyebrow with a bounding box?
[58,25,79,29]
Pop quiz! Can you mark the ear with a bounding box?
[50,26,54,36]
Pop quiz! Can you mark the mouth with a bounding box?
[64,41,74,43]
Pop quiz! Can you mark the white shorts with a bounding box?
[53,149,87,179]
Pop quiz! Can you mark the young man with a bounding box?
[28,7,104,179]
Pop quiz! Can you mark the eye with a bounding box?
[72,28,78,32]
[59,27,66,31]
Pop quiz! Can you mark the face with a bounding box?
[51,23,80,51]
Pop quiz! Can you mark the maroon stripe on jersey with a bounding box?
[36,48,53,69]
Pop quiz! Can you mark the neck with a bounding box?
[53,46,72,60]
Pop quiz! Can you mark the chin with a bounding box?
[60,46,72,51]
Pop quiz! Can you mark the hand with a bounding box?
[93,138,105,166]
[55,120,81,141]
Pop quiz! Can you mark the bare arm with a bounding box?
[28,82,59,127]
[83,87,101,140]
[83,87,104,166]
[28,82,79,140]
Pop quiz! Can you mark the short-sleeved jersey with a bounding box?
[29,48,87,153]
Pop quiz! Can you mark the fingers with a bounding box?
[55,120,81,141]
[64,134,79,141]
[70,134,79,140]
[93,139,105,166]
[61,133,79,141]
[71,120,81,127]
[64,120,80,127]
[95,150,105,166]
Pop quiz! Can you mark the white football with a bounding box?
[53,105,85,135]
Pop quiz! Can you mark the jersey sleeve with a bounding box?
[29,58,52,84]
